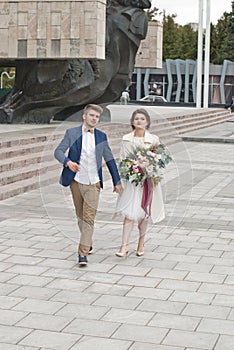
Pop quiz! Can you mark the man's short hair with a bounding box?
[84,104,103,115]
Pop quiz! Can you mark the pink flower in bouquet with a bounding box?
[139,158,149,169]
[146,150,156,158]
[118,143,172,187]
[133,167,140,173]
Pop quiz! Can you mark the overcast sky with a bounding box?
[152,0,232,25]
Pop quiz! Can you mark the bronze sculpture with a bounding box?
[0,0,151,123]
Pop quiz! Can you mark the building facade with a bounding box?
[0,0,106,59]
[131,59,234,105]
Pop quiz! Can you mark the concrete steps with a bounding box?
[106,109,232,155]
[0,168,59,200]
[0,128,64,200]
[0,108,232,200]
[153,109,232,145]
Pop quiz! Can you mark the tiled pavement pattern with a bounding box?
[0,107,234,349]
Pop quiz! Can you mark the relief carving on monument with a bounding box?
[0,0,151,123]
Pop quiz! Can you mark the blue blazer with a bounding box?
[54,125,121,188]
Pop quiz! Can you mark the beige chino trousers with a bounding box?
[70,180,101,256]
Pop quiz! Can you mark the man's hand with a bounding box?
[113,184,123,195]
[66,160,80,173]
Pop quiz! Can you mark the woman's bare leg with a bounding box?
[116,217,134,256]
[137,218,148,254]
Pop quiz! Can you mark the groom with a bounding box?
[54,104,123,266]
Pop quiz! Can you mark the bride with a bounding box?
[115,108,165,257]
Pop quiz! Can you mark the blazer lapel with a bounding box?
[94,129,102,165]
[76,126,83,161]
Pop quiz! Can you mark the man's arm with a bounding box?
[54,129,71,166]
[102,135,122,189]
[54,129,81,173]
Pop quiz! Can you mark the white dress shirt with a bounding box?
[74,126,99,184]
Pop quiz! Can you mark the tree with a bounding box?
[161,13,198,61]
[220,1,234,62]
[210,23,220,64]
[176,25,198,60]
[145,7,160,21]
[149,2,234,64]
[210,1,234,64]
[162,14,180,60]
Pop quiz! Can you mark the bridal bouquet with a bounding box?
[118,143,171,187]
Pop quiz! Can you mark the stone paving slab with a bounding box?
[0,107,234,349]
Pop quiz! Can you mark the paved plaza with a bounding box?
[0,106,234,350]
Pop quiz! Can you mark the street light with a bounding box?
[196,0,211,108]
[196,0,204,108]
[204,0,211,108]
[0,71,15,89]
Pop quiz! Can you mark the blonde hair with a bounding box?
[84,104,103,115]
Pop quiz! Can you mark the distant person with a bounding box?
[54,104,123,266]
[120,90,130,105]
[226,96,234,113]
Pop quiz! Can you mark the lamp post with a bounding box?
[196,0,204,108]
[196,0,211,108]
[204,0,211,108]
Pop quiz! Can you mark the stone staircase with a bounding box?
[0,108,232,200]
[0,128,64,200]
[104,108,232,155]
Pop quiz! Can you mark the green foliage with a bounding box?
[146,7,160,21]
[219,1,234,62]
[162,14,180,60]
[210,7,233,64]
[161,1,234,64]
[210,23,220,64]
[162,14,198,61]
[0,67,15,89]
[118,143,171,187]
[175,25,198,60]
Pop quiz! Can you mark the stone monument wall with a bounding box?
[135,21,163,69]
[0,0,106,59]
